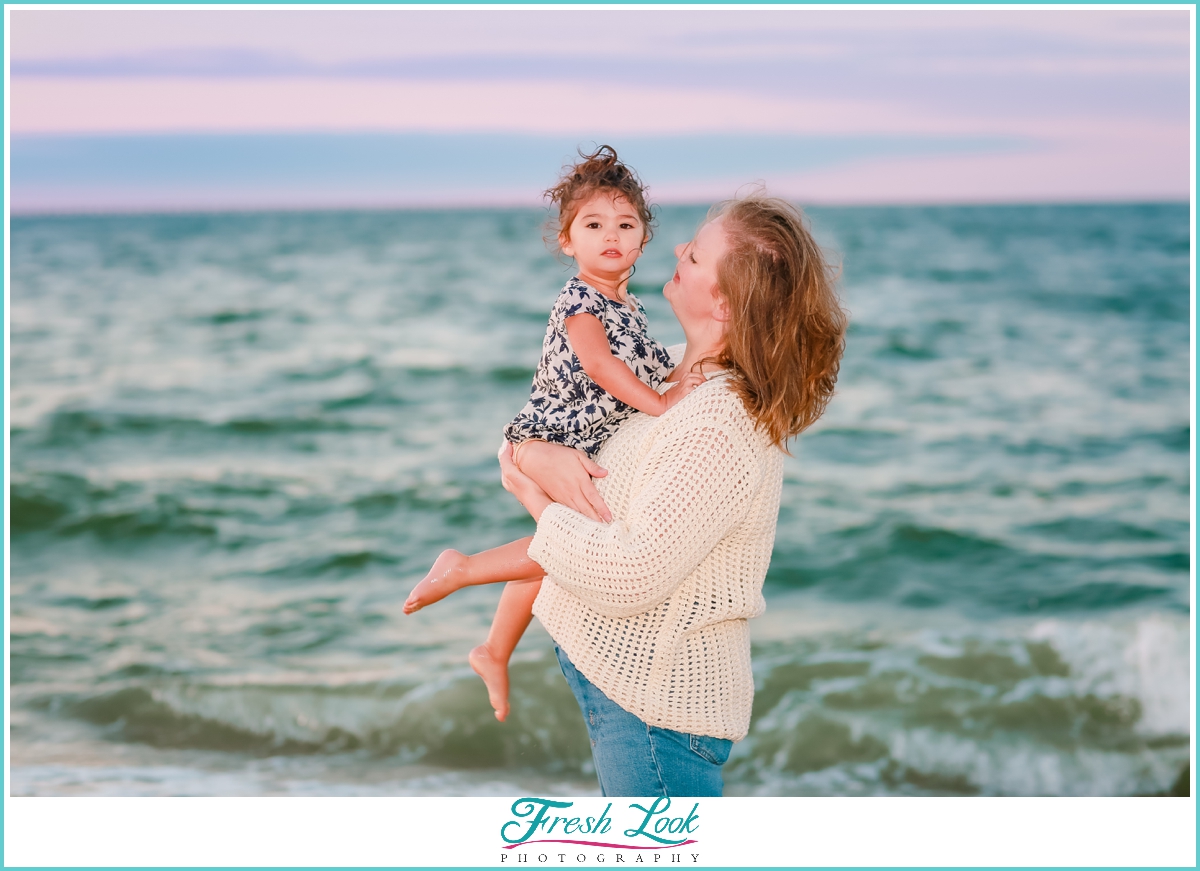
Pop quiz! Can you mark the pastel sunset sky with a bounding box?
[8,8,1193,212]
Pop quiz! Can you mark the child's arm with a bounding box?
[565,314,702,416]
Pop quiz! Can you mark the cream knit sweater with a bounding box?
[529,369,784,742]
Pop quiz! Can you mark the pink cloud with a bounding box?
[14,77,887,136]
[10,76,1191,143]
[765,138,1190,205]
[10,9,1188,65]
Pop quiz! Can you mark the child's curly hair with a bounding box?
[545,145,655,252]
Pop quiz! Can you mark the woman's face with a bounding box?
[664,217,730,333]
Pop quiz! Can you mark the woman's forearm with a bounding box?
[528,427,758,618]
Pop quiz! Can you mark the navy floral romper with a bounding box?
[504,277,675,458]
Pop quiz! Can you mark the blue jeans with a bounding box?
[554,644,732,797]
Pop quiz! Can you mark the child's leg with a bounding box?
[469,576,542,722]
[404,537,539,614]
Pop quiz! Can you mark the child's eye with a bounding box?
[620,223,635,230]
[689,252,697,264]
[586,222,601,229]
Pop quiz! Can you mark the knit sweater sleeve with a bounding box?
[527,403,762,619]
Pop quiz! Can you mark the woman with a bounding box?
[499,194,847,796]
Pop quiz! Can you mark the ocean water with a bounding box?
[8,203,1191,796]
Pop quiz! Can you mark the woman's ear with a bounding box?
[711,288,732,323]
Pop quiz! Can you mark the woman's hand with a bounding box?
[511,440,612,523]
[498,442,553,523]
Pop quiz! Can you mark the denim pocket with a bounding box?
[688,733,732,766]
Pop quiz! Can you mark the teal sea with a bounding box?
[8,203,1191,796]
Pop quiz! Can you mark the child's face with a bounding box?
[560,192,646,283]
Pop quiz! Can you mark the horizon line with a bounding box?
[10,196,1191,221]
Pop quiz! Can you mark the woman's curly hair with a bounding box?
[545,145,655,251]
[707,195,848,449]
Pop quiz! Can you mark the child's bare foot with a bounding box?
[469,643,511,722]
[404,549,470,614]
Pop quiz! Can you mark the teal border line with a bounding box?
[2,0,10,866]
[1,1,1193,6]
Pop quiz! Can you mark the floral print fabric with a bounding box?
[504,277,674,458]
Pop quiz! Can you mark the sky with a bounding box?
[7,8,1193,213]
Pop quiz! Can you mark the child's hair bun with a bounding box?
[545,145,656,252]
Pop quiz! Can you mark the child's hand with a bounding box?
[661,372,705,412]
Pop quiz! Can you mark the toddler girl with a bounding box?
[403,146,702,720]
